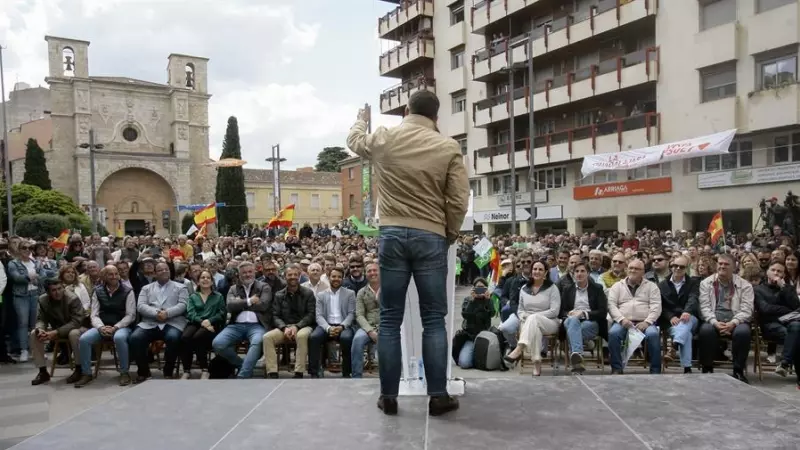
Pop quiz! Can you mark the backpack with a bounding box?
[208,355,235,379]
[472,330,504,371]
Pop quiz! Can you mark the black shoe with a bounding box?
[133,372,152,384]
[701,366,714,374]
[267,372,279,379]
[429,395,459,416]
[683,367,692,374]
[293,372,303,379]
[732,370,750,385]
[32,370,51,386]
[611,369,624,375]
[65,369,83,384]
[0,355,16,364]
[377,396,398,415]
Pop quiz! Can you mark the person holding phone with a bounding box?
[451,278,494,369]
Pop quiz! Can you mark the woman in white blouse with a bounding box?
[59,265,91,312]
[504,260,561,376]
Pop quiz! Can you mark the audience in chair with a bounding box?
[607,258,662,374]
[753,260,800,378]
[264,264,316,379]
[504,261,561,376]
[29,279,86,386]
[76,265,136,387]
[181,270,226,380]
[309,267,356,378]
[560,262,607,373]
[352,262,381,378]
[698,253,754,383]
[658,255,700,374]
[129,261,188,383]
[212,261,272,379]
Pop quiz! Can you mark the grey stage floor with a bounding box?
[9,374,800,450]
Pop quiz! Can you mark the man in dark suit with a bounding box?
[560,262,608,373]
[309,267,356,378]
[658,255,699,374]
[212,261,272,379]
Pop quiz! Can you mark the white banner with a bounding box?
[581,129,737,178]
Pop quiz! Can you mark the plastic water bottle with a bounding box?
[408,357,417,381]
[418,357,425,380]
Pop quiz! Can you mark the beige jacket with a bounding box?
[346,115,469,243]
[607,278,662,325]
[698,273,753,326]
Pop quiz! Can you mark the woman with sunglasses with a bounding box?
[7,242,48,362]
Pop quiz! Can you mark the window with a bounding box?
[533,167,567,190]
[454,135,467,155]
[627,163,670,180]
[758,51,797,90]
[331,194,340,209]
[470,179,482,196]
[451,46,465,70]
[689,140,753,172]
[245,192,255,209]
[450,1,464,25]
[774,133,800,163]
[290,193,299,206]
[452,91,466,113]
[699,0,736,31]
[700,62,736,102]
[348,167,355,180]
[756,0,795,13]
[311,194,320,209]
[501,174,520,193]
[349,194,356,209]
[122,126,139,142]
[491,177,502,194]
[578,170,619,186]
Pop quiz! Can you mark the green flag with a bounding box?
[347,215,379,237]
[474,254,489,269]
[455,260,462,276]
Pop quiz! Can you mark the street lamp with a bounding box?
[265,144,286,215]
[79,129,105,233]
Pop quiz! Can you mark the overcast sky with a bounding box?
[0,0,403,169]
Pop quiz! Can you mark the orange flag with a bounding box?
[50,230,69,250]
[268,204,296,228]
[707,211,724,245]
[194,202,217,227]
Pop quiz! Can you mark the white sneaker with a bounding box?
[766,353,777,364]
[18,350,29,363]
[180,372,191,380]
[200,371,210,380]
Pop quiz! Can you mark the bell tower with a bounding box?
[166,53,209,94]
[44,36,90,79]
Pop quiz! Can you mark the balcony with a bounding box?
[747,83,800,133]
[473,48,658,128]
[380,77,435,115]
[378,0,434,41]
[472,112,660,175]
[379,35,435,78]
[471,0,656,81]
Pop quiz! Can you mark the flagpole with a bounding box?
[719,209,726,249]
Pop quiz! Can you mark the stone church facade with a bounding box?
[42,35,216,236]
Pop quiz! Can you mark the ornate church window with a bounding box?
[123,127,139,142]
[185,63,195,89]
[62,47,75,77]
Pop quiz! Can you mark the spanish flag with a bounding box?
[194,202,217,227]
[50,230,69,250]
[488,248,500,286]
[267,204,295,228]
[197,223,208,237]
[707,211,724,245]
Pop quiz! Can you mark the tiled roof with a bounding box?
[90,76,169,88]
[243,168,340,186]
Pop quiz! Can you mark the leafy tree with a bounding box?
[22,138,52,190]
[315,146,350,172]
[16,214,70,241]
[215,116,248,233]
[16,189,84,218]
[181,213,195,235]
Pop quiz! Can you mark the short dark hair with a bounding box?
[573,262,589,272]
[408,90,439,120]
[43,278,62,292]
[330,267,345,277]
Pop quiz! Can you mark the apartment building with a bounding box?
[376,0,800,236]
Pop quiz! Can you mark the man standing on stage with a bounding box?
[347,90,469,416]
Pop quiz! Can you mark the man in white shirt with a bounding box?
[301,263,329,296]
[308,267,356,378]
[211,262,272,379]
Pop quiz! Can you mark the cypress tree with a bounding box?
[22,138,52,190]
[215,116,248,234]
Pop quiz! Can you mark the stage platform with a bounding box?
[11,374,799,450]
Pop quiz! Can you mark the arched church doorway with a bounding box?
[96,168,177,236]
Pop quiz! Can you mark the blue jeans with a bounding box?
[212,323,265,378]
[563,316,599,354]
[130,325,182,377]
[608,322,661,373]
[13,292,39,352]
[669,315,698,368]
[457,340,475,369]
[500,303,512,322]
[79,327,131,374]
[498,314,520,348]
[378,226,449,397]
[351,328,376,378]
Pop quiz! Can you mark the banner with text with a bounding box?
[581,129,737,177]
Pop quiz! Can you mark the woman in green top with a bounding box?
[180,270,226,379]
